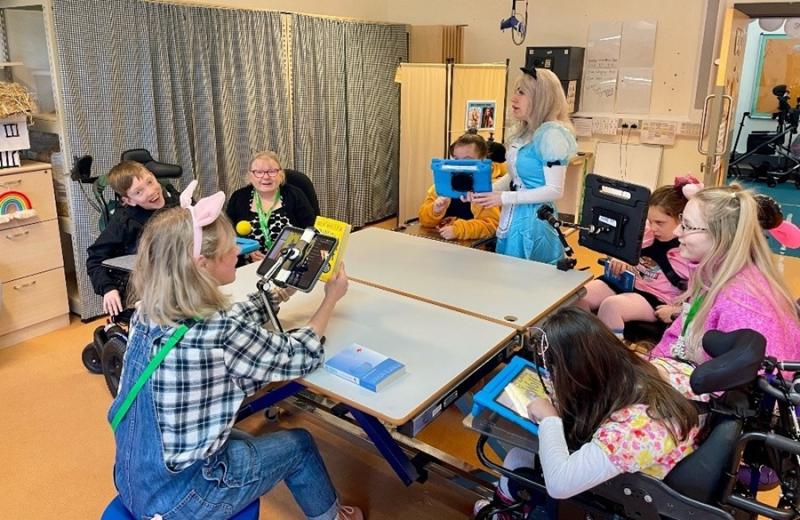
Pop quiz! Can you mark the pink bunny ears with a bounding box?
[674,175,704,199]
[180,180,226,259]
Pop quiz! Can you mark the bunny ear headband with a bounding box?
[180,180,226,259]
[674,175,704,199]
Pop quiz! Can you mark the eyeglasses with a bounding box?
[677,213,708,235]
[528,326,551,396]
[250,168,281,178]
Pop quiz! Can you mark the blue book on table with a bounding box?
[324,343,405,392]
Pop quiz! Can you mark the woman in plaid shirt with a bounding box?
[108,185,363,520]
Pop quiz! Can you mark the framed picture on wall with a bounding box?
[466,100,496,131]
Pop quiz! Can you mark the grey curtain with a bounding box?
[53,0,289,318]
[291,15,406,226]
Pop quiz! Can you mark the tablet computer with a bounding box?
[472,356,550,436]
[256,226,338,292]
[431,159,493,199]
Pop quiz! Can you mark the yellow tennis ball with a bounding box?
[235,221,252,236]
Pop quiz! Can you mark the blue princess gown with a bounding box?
[495,122,577,264]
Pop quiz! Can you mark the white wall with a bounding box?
[384,0,711,183]
[732,19,786,153]
[159,0,717,183]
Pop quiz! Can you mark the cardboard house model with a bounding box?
[0,82,36,168]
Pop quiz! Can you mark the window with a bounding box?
[3,123,20,138]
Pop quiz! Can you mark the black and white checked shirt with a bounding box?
[129,292,324,471]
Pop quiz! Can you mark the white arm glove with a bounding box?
[537,416,621,499]
[499,164,566,206]
[492,173,512,192]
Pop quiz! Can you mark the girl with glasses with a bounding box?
[651,184,800,363]
[575,177,699,337]
[476,307,704,515]
[226,151,316,262]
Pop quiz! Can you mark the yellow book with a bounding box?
[314,216,351,282]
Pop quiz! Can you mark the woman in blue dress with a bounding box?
[472,67,577,264]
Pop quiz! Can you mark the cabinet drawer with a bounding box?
[0,268,69,336]
[0,168,57,230]
[0,220,63,282]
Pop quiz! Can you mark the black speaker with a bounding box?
[525,47,584,113]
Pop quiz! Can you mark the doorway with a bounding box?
[719,4,800,258]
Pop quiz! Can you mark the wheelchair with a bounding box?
[76,152,321,397]
[75,149,183,397]
[472,328,800,520]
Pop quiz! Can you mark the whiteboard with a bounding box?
[593,141,662,191]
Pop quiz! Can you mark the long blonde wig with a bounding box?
[128,207,234,325]
[507,68,574,143]
[684,184,799,359]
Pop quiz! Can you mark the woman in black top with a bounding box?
[226,151,316,261]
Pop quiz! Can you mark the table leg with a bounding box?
[236,381,304,421]
[349,407,423,486]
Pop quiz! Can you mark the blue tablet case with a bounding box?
[472,356,549,436]
[236,237,260,255]
[431,159,493,199]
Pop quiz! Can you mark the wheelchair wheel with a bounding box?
[92,325,109,349]
[101,336,127,397]
[81,343,103,374]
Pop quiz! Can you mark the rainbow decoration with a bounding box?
[0,190,37,224]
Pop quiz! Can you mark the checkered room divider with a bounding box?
[51,0,405,319]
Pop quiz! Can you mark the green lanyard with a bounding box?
[680,293,706,337]
[109,322,194,432]
[254,189,281,250]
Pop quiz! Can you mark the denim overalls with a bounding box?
[108,318,340,520]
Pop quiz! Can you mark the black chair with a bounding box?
[285,169,320,217]
[120,148,183,179]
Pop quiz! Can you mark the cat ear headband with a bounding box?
[180,180,226,259]
[674,175,704,199]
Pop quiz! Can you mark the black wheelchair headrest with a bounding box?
[690,329,766,395]
[121,148,183,179]
[70,154,94,183]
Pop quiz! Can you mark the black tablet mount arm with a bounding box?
[256,227,320,333]
[537,204,608,271]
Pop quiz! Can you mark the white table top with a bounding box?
[344,228,591,329]
[222,263,517,425]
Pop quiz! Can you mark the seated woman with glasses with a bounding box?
[475,307,706,515]
[226,151,316,262]
[650,184,800,364]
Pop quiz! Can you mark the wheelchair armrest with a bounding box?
[721,431,800,520]
[592,472,735,520]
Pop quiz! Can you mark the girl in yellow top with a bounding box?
[418,133,505,240]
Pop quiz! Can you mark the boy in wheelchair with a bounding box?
[474,307,800,519]
[86,160,180,317]
[80,155,182,395]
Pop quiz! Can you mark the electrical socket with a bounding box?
[619,118,641,130]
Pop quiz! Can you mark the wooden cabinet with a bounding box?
[0,161,69,348]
